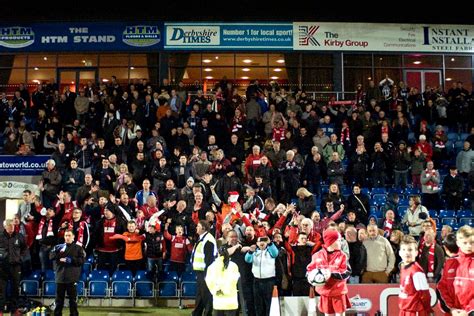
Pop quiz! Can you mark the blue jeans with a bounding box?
[147,257,162,279]
[394,170,408,189]
[253,277,275,316]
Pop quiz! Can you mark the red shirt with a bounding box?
[453,252,474,313]
[164,231,192,263]
[399,262,432,313]
[98,218,121,252]
[307,247,350,297]
[437,256,461,314]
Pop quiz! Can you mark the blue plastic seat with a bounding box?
[44,269,55,281]
[454,140,464,152]
[389,188,404,195]
[459,218,474,226]
[371,188,386,195]
[86,255,95,264]
[160,271,179,283]
[405,187,421,196]
[43,281,56,297]
[180,271,196,282]
[397,207,407,219]
[441,217,457,227]
[135,281,154,297]
[162,263,170,272]
[23,270,42,281]
[439,210,456,219]
[76,281,85,297]
[158,282,178,297]
[134,270,152,282]
[181,282,197,297]
[20,280,39,296]
[369,199,378,207]
[447,132,458,142]
[112,281,132,297]
[89,281,109,297]
[398,199,409,207]
[89,269,110,282]
[428,209,438,218]
[369,211,383,220]
[321,185,329,195]
[360,188,370,196]
[112,270,133,282]
[457,210,473,218]
[82,262,92,274]
[185,264,193,272]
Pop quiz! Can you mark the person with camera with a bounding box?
[0,219,27,314]
[50,229,85,316]
[244,235,278,316]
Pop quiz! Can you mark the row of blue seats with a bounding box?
[23,269,196,284]
[21,279,193,298]
[21,269,197,298]
[320,186,422,197]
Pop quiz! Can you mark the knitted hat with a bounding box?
[187,177,195,184]
[104,202,117,214]
[228,191,239,203]
[323,229,340,248]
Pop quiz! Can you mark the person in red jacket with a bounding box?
[398,235,432,316]
[452,225,474,315]
[437,233,461,315]
[307,228,351,316]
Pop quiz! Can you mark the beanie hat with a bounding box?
[323,229,340,248]
[104,202,117,214]
[228,191,239,203]
[187,177,195,184]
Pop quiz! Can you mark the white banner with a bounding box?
[294,22,474,53]
[0,181,39,199]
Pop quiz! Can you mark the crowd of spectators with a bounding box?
[2,75,474,313]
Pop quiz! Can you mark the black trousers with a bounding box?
[253,277,275,316]
[241,275,255,316]
[292,277,310,296]
[0,264,21,310]
[54,282,78,316]
[192,271,213,316]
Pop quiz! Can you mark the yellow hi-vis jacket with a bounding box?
[191,232,217,271]
[205,256,240,310]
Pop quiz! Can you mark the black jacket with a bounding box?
[32,204,66,246]
[346,194,370,225]
[50,242,85,283]
[348,240,367,276]
[144,232,165,259]
[0,230,26,266]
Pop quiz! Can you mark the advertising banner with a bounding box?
[346,284,443,315]
[0,23,163,52]
[294,22,474,53]
[164,23,293,50]
[0,155,49,176]
[0,181,39,199]
[280,284,444,316]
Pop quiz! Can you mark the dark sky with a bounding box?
[3,2,474,25]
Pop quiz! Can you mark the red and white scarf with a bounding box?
[426,241,436,276]
[383,219,394,238]
[36,217,54,240]
[340,127,350,145]
[68,220,86,247]
[424,169,439,191]
[136,216,145,231]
